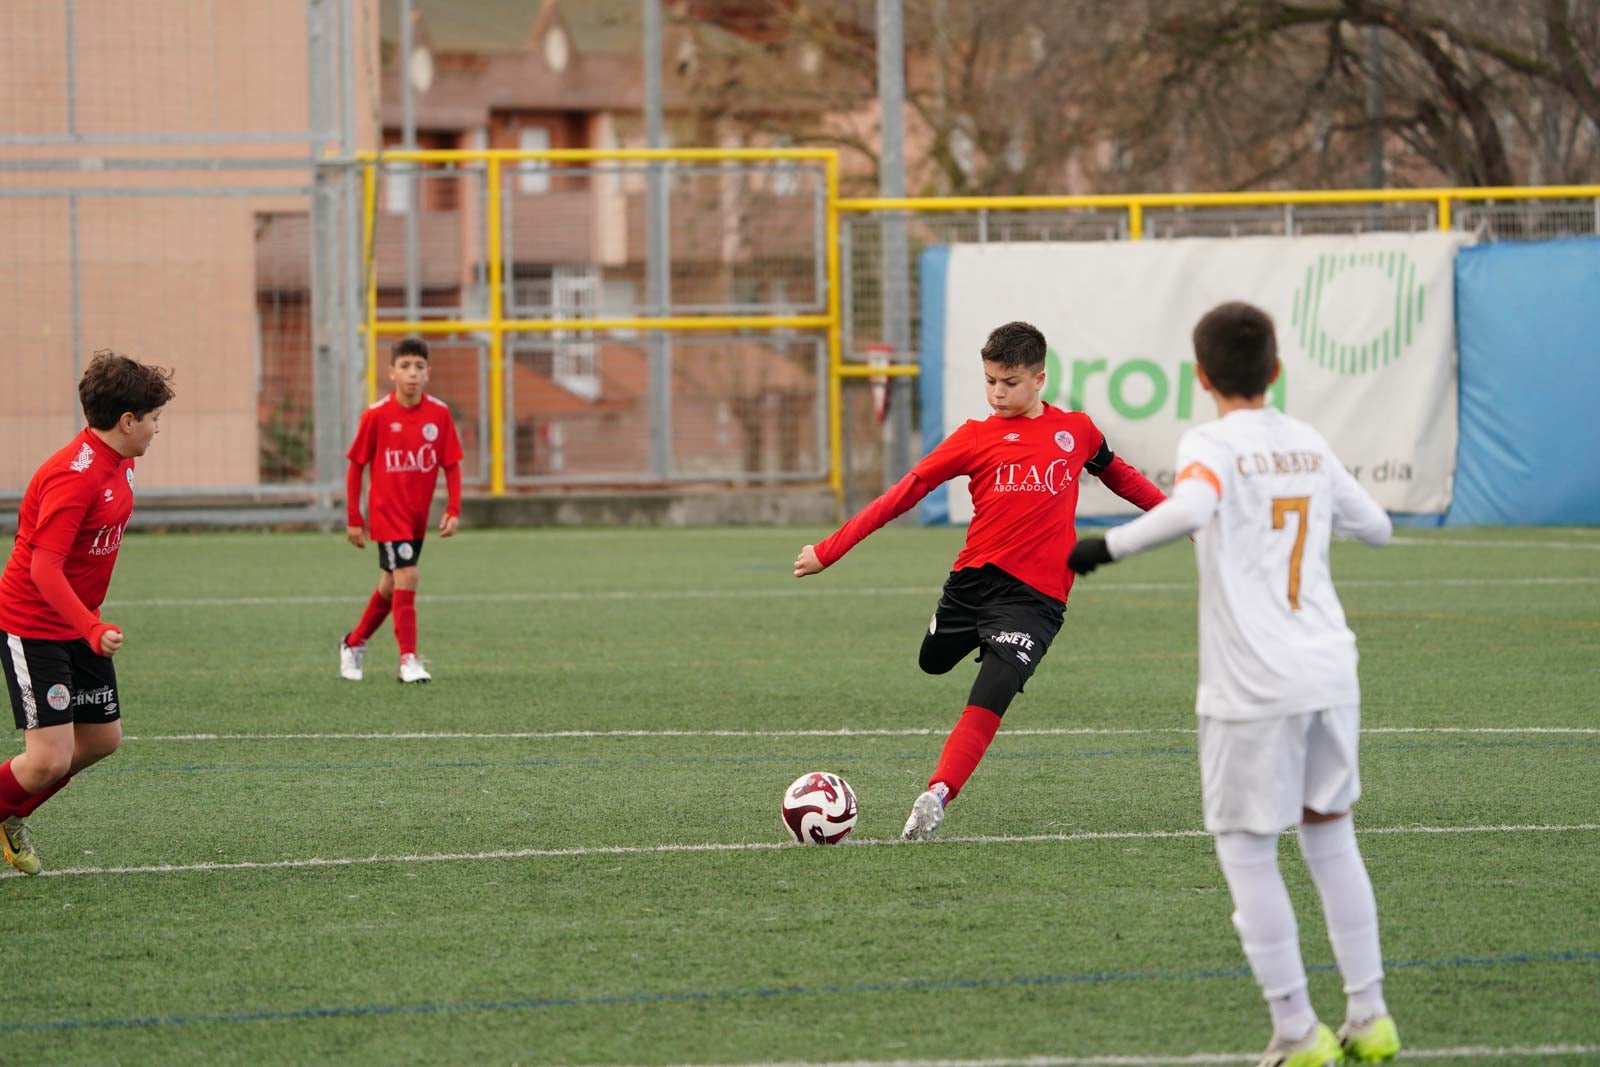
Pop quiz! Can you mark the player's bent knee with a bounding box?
[966,653,1024,717]
[392,566,420,592]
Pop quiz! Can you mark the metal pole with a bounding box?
[644,0,672,480]
[65,0,77,139]
[878,0,912,486]
[1365,26,1385,188]
[401,0,421,320]
[308,0,345,490]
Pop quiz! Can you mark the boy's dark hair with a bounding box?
[78,350,176,430]
[1192,302,1279,398]
[981,321,1047,371]
[391,337,430,363]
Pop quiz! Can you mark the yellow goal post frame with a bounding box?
[356,147,841,495]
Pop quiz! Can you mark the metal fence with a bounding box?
[0,0,366,524]
[835,189,1600,508]
[4,3,1597,519]
[361,149,837,492]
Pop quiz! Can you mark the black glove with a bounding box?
[1068,536,1114,576]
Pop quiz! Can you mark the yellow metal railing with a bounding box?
[359,150,1596,502]
[358,147,839,495]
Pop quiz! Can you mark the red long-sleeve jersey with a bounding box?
[815,404,1165,602]
[346,393,464,541]
[0,428,135,643]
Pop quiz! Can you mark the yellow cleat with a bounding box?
[2,816,41,876]
[1256,1022,1342,1067]
[1338,1015,1401,1063]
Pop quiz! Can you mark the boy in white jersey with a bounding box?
[1069,303,1399,1067]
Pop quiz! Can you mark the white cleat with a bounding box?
[397,653,432,684]
[339,639,365,681]
[901,789,945,841]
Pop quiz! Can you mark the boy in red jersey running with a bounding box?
[339,338,463,684]
[794,321,1166,840]
[0,350,174,875]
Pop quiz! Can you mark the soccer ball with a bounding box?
[780,771,858,845]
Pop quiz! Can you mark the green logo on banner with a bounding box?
[1291,251,1426,375]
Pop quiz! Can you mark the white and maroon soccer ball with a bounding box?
[780,771,858,845]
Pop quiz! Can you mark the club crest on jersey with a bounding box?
[70,442,95,472]
[422,422,439,442]
[125,468,135,488]
[1054,431,1075,453]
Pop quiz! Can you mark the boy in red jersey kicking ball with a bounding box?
[0,350,174,875]
[340,338,463,684]
[794,321,1166,840]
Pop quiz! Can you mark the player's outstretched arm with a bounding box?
[799,470,934,578]
[1072,478,1219,576]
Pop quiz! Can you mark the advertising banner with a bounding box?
[919,234,1469,521]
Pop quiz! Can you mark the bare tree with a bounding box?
[680,0,1600,192]
[1128,0,1600,188]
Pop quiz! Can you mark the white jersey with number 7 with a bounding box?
[1110,407,1392,721]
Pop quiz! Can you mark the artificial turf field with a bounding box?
[2,524,1597,1066]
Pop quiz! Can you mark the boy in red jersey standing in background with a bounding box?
[0,350,175,875]
[794,321,1166,840]
[340,338,463,684]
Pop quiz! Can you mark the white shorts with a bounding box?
[1197,704,1362,835]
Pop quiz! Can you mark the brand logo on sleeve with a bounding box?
[70,443,95,472]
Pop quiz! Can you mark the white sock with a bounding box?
[1297,817,1387,1020]
[1214,831,1318,1040]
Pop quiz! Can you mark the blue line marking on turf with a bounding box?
[3,948,1593,1033]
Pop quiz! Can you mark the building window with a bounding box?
[517,127,551,194]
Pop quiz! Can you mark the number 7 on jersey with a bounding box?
[1271,496,1310,610]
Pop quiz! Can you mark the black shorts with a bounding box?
[0,630,122,730]
[928,564,1065,688]
[377,539,425,572]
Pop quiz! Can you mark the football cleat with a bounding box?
[1254,1023,1342,1067]
[900,789,945,841]
[1338,1015,1401,1063]
[2,816,41,876]
[397,653,431,684]
[339,638,365,681]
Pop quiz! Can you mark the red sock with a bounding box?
[928,705,1002,804]
[347,590,392,646]
[17,774,70,816]
[0,760,31,819]
[392,589,417,656]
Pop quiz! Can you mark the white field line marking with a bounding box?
[624,1046,1600,1067]
[9,823,1598,880]
[122,725,1600,742]
[1392,535,1600,551]
[101,574,1600,609]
